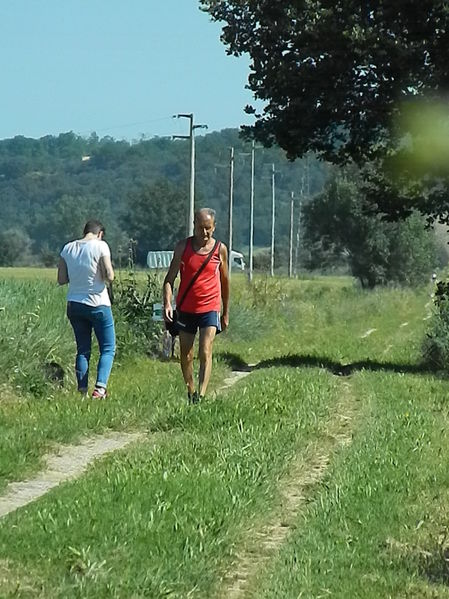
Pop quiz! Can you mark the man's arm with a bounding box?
[219,243,230,330]
[163,240,185,322]
[99,254,115,284]
[57,257,69,285]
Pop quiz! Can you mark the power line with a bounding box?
[78,115,175,137]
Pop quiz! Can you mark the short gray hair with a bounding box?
[195,207,216,222]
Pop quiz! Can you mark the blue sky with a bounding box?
[1,1,258,140]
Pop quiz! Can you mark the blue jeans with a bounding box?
[67,302,116,391]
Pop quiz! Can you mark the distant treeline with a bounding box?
[0,129,329,267]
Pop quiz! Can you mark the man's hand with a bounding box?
[164,304,174,323]
[221,312,229,331]
[163,239,185,324]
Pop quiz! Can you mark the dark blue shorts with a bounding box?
[177,310,221,335]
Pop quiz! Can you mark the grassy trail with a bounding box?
[216,377,360,599]
[1,273,448,597]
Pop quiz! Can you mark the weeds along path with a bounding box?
[0,370,252,520]
[215,377,359,599]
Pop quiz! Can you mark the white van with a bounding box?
[230,250,245,271]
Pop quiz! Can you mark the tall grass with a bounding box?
[0,279,73,397]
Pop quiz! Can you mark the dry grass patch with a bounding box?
[0,559,45,598]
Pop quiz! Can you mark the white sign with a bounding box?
[152,303,164,321]
[147,251,173,269]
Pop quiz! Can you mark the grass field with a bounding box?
[1,269,449,597]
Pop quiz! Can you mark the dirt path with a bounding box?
[220,370,252,391]
[215,379,359,599]
[0,432,143,519]
[0,367,250,520]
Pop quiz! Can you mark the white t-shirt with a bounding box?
[60,238,111,307]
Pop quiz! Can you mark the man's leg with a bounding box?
[179,330,196,395]
[198,326,217,397]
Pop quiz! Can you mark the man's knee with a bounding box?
[198,342,213,362]
[181,345,195,361]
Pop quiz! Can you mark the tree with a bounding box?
[201,1,449,163]
[302,175,437,287]
[30,194,108,255]
[387,212,439,286]
[200,1,449,222]
[122,180,187,264]
[0,229,33,266]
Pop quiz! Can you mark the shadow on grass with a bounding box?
[383,538,449,588]
[418,548,449,585]
[217,351,441,378]
[216,352,253,372]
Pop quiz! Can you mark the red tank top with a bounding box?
[177,238,222,313]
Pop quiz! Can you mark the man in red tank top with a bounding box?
[163,208,230,403]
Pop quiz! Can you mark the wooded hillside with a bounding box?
[0,129,329,266]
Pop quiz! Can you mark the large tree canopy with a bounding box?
[200,1,449,164]
[200,1,449,221]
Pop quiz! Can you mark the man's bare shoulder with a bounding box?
[174,238,189,256]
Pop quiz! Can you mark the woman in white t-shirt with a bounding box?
[57,220,115,399]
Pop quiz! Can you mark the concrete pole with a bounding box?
[289,191,294,278]
[173,113,195,236]
[294,171,305,277]
[294,193,302,277]
[270,163,275,277]
[173,113,207,237]
[188,115,195,237]
[228,146,234,276]
[249,141,255,282]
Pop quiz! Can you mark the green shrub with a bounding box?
[114,271,164,357]
[422,280,449,369]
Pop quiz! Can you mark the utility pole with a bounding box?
[228,147,234,276]
[249,141,255,282]
[173,113,207,236]
[239,141,257,282]
[294,171,305,277]
[294,156,310,277]
[270,163,276,277]
[289,191,294,278]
